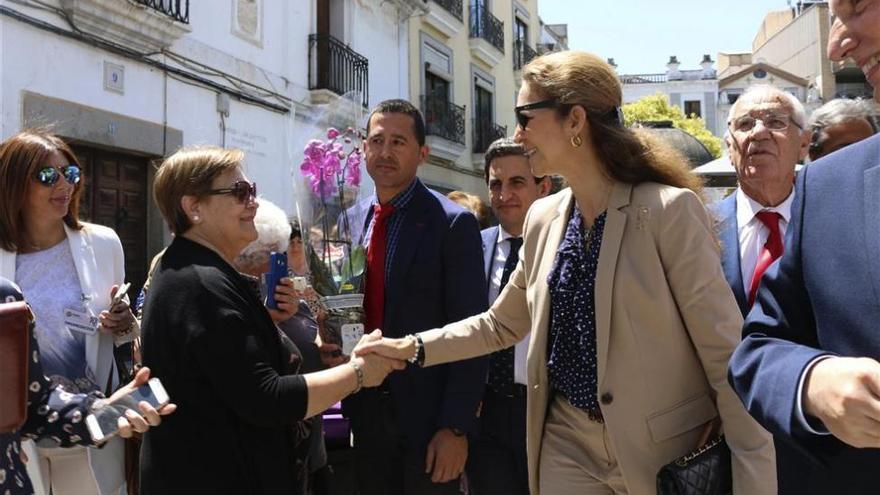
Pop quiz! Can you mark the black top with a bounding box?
[140,237,308,495]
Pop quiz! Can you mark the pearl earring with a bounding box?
[192,215,200,222]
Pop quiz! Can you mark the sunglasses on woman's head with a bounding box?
[35,165,81,187]
[514,100,567,129]
[207,180,257,203]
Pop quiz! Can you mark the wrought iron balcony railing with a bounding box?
[472,120,506,153]
[308,34,370,108]
[425,0,463,21]
[422,95,466,145]
[469,3,504,53]
[132,0,189,24]
[513,39,537,70]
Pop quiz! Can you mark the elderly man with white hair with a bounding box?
[710,84,810,494]
[807,98,879,161]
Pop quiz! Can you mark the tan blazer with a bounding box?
[421,183,776,495]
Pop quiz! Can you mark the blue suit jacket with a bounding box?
[729,133,880,492]
[710,194,750,316]
[712,190,815,495]
[346,180,489,451]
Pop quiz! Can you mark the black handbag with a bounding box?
[656,434,732,495]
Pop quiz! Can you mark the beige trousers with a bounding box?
[539,395,628,495]
[35,446,101,495]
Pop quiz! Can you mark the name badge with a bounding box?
[341,323,365,356]
[64,307,99,336]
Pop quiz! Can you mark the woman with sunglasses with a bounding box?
[139,146,403,495]
[355,51,776,494]
[0,131,140,495]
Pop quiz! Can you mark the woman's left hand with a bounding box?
[267,277,300,323]
[106,367,177,439]
[98,284,137,337]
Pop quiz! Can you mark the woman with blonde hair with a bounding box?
[355,51,775,494]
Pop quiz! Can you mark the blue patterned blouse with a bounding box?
[0,280,98,495]
[546,205,607,415]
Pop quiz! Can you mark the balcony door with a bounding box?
[474,84,494,151]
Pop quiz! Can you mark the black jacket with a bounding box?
[140,237,308,495]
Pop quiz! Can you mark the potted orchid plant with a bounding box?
[298,127,366,356]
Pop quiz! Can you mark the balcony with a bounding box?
[422,95,468,161]
[423,0,464,37]
[59,0,192,52]
[468,3,504,67]
[308,34,370,108]
[426,0,462,21]
[513,39,537,70]
[132,0,189,24]
[472,120,506,154]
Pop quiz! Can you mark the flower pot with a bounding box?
[320,293,365,356]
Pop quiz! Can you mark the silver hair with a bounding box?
[235,197,292,272]
[727,85,807,129]
[808,98,880,129]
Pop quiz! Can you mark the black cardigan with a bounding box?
[140,236,308,495]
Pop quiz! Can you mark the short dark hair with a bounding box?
[289,221,302,241]
[483,137,544,184]
[366,99,426,146]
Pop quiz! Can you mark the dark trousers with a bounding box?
[349,389,461,495]
[467,387,529,495]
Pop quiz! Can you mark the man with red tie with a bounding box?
[711,84,810,494]
[344,99,488,495]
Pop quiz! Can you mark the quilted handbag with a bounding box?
[656,434,732,495]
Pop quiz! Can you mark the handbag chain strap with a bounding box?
[674,435,724,467]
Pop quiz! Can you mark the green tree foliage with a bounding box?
[622,94,723,158]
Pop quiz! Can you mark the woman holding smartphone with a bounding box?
[0,131,139,495]
[140,146,402,495]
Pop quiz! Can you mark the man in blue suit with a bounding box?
[712,84,810,494]
[729,1,880,491]
[345,99,488,495]
[468,138,549,495]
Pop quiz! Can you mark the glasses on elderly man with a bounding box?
[729,113,803,134]
[207,180,257,204]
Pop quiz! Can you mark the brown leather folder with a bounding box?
[0,301,31,433]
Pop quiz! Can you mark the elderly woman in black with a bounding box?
[139,146,401,495]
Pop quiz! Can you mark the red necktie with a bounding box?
[748,211,784,306]
[364,204,395,331]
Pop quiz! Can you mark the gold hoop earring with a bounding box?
[570,135,583,148]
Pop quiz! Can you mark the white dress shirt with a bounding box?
[488,226,529,386]
[736,187,795,294]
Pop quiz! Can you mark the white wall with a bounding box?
[0,0,409,219]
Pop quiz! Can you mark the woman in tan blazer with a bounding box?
[357,51,775,495]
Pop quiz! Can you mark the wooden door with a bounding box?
[72,145,150,299]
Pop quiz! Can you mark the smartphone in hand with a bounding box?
[85,378,170,443]
[110,282,131,309]
[264,252,288,309]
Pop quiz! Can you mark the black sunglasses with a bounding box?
[207,181,257,203]
[514,100,569,129]
[35,165,81,187]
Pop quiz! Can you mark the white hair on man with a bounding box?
[235,197,291,273]
[727,85,807,129]
[808,98,880,130]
